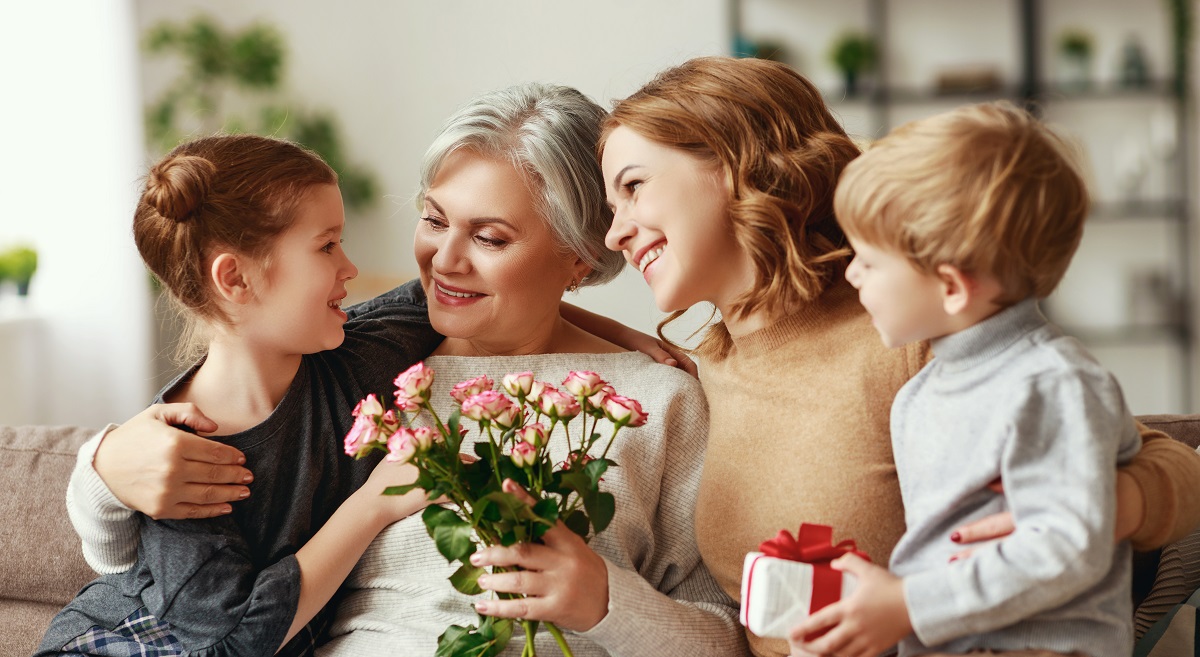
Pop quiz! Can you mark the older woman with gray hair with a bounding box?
[319,82,746,656]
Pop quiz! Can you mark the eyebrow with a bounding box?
[313,225,341,241]
[610,164,643,190]
[424,195,518,230]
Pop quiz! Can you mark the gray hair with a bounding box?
[418,83,624,286]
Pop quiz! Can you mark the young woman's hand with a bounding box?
[93,403,251,520]
[470,479,610,632]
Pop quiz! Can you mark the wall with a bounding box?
[0,0,153,426]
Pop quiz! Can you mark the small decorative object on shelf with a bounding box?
[1057,28,1095,91]
[935,65,1003,95]
[1118,35,1151,88]
[828,31,877,97]
[0,245,38,298]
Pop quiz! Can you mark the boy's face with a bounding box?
[844,237,952,348]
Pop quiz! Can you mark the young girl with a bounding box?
[37,134,441,656]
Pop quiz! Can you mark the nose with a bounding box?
[845,255,861,288]
[431,232,470,275]
[340,249,359,282]
[604,206,636,254]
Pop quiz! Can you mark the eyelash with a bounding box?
[321,239,343,254]
[421,216,507,248]
[623,179,643,194]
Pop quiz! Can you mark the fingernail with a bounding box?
[475,602,488,613]
[950,531,962,543]
[949,554,960,562]
[220,505,232,515]
[469,552,482,565]
[666,358,678,366]
[242,473,253,483]
[238,489,250,499]
[477,574,489,588]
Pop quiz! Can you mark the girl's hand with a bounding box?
[789,554,911,657]
[470,479,610,632]
[95,403,251,520]
[354,458,439,526]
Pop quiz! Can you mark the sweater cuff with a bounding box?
[574,556,649,651]
[74,424,133,516]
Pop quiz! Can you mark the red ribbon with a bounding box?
[757,523,869,614]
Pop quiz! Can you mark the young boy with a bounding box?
[790,101,1140,657]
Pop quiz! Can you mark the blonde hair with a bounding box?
[602,56,860,357]
[835,101,1089,304]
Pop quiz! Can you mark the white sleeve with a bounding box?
[66,424,142,574]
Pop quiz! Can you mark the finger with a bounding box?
[177,459,253,486]
[478,569,544,597]
[950,511,1014,544]
[501,478,538,506]
[948,546,976,562]
[151,402,220,435]
[176,433,248,468]
[471,541,552,570]
[171,501,235,520]
[830,553,868,574]
[177,481,251,505]
[660,343,699,377]
[791,602,841,641]
[474,596,538,620]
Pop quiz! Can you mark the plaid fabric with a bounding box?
[58,607,183,656]
[275,612,330,657]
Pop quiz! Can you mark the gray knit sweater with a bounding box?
[890,299,1140,656]
[320,351,748,657]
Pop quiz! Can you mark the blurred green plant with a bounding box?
[1057,29,1094,59]
[1165,0,1193,97]
[143,15,377,210]
[828,32,876,95]
[0,245,38,296]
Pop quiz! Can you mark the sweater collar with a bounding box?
[728,278,860,355]
[930,297,1048,368]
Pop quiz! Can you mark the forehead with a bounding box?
[287,183,344,233]
[426,150,540,223]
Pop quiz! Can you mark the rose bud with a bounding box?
[562,370,606,397]
[502,371,535,397]
[518,423,547,448]
[528,380,554,404]
[511,441,538,468]
[604,395,648,427]
[393,393,422,412]
[356,394,384,419]
[493,401,524,430]
[450,375,494,403]
[344,414,381,457]
[394,362,435,400]
[586,384,616,415]
[386,427,416,463]
[410,426,436,452]
[539,389,581,420]
[462,390,510,421]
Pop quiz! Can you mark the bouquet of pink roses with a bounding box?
[344,361,647,657]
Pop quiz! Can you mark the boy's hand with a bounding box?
[789,554,911,657]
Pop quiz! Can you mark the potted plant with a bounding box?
[829,31,877,96]
[2,246,38,297]
[1057,28,1094,91]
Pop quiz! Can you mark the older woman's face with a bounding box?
[415,150,582,349]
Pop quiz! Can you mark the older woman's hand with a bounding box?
[470,479,610,632]
[94,403,252,520]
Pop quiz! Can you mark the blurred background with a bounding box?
[0,0,1196,426]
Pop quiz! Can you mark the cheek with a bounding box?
[413,233,435,268]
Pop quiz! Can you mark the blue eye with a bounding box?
[321,239,343,254]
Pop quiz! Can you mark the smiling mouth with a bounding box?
[436,282,483,299]
[328,299,342,310]
[637,244,665,273]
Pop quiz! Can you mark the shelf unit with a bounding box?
[730,0,1194,413]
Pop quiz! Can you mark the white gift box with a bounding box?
[739,551,859,639]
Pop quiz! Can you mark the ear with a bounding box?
[936,264,974,316]
[210,253,254,305]
[570,257,593,288]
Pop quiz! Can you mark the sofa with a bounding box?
[4,418,1200,655]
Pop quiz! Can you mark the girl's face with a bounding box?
[244,183,358,355]
[414,150,585,353]
[602,126,753,316]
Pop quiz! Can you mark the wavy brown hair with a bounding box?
[601,56,860,357]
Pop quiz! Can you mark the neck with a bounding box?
[177,334,302,434]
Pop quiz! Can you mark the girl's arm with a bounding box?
[282,458,433,648]
[560,302,697,376]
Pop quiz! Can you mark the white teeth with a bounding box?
[638,245,665,273]
[437,283,481,298]
[328,299,342,309]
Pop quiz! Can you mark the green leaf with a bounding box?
[532,498,559,525]
[563,509,590,539]
[382,483,421,496]
[447,409,464,453]
[482,491,531,522]
[449,563,485,595]
[583,458,609,487]
[587,492,616,535]
[435,625,490,657]
[478,616,514,646]
[422,505,477,562]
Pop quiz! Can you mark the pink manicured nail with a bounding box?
[477,574,489,588]
[950,531,962,543]
[475,602,488,613]
[470,552,482,565]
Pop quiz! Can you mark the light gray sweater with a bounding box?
[890,299,1140,656]
[320,351,748,657]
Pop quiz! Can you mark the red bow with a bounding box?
[757,523,869,615]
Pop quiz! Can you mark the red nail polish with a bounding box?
[950,531,962,543]
[949,554,960,563]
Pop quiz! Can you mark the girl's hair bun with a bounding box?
[145,155,217,221]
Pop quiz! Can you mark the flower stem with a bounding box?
[522,620,537,657]
[545,622,573,656]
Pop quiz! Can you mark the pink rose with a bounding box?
[528,380,554,404]
[393,393,422,412]
[386,427,416,463]
[344,414,380,457]
[450,375,494,403]
[502,371,535,397]
[493,402,524,430]
[517,423,547,448]
[511,441,538,468]
[539,389,581,420]
[381,410,399,430]
[562,370,605,397]
[410,426,436,452]
[586,384,616,413]
[604,395,648,427]
[353,393,384,419]
[394,362,435,400]
[462,390,510,421]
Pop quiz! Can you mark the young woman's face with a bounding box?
[602,126,752,316]
[414,150,584,352]
[247,183,358,354]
